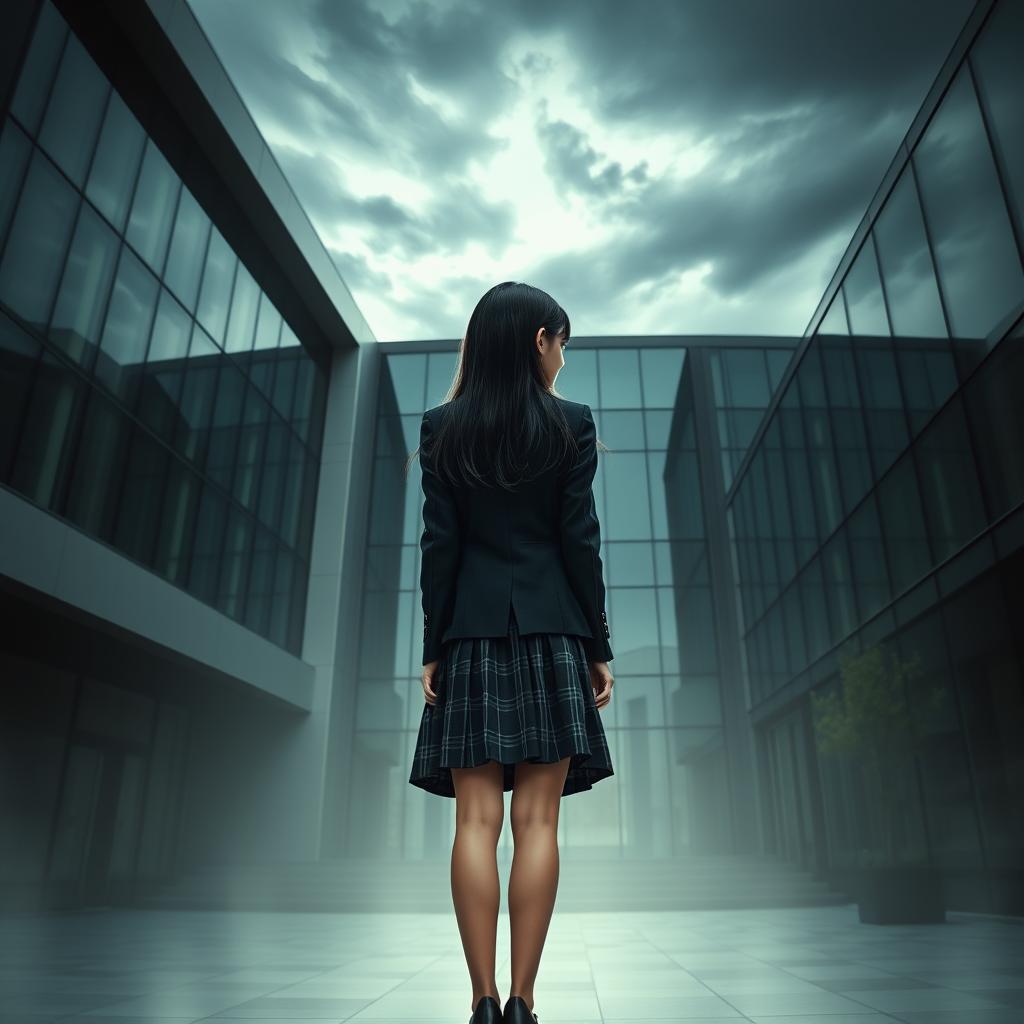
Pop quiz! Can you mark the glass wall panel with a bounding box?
[716,348,771,405]
[876,452,931,596]
[292,358,326,450]
[85,91,145,234]
[774,383,815,566]
[139,287,192,444]
[764,429,796,586]
[63,388,131,539]
[897,609,985,871]
[125,140,179,274]
[598,409,644,451]
[766,348,791,390]
[114,424,169,565]
[797,348,842,539]
[780,580,806,674]
[914,394,987,563]
[164,186,210,313]
[217,504,253,619]
[0,0,327,655]
[280,439,315,552]
[195,225,236,346]
[852,339,908,480]
[243,525,277,635]
[0,121,32,242]
[35,33,108,189]
[258,419,290,534]
[10,1,68,136]
[972,0,1024,237]
[598,348,641,408]
[249,290,282,399]
[846,494,889,622]
[640,347,686,406]
[820,337,872,517]
[873,168,948,340]
[93,245,158,406]
[0,317,41,479]
[172,322,218,466]
[224,261,259,356]
[205,356,246,491]
[873,167,960,441]
[799,555,830,663]
[0,147,79,330]
[277,322,304,425]
[817,293,849,335]
[233,383,270,510]
[48,201,119,368]
[843,236,890,337]
[821,527,856,645]
[153,459,201,588]
[962,317,1024,519]
[9,350,88,510]
[189,481,227,603]
[709,347,779,492]
[914,64,1023,360]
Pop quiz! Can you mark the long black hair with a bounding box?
[407,281,597,490]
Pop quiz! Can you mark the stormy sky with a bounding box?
[186,0,975,343]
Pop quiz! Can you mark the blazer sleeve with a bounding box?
[559,404,613,662]
[419,410,461,665]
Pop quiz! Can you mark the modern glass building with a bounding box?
[0,2,327,655]
[0,0,377,910]
[725,0,1023,912]
[1,0,1020,916]
[361,340,795,862]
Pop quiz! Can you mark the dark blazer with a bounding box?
[419,395,613,666]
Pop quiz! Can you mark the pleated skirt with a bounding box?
[408,607,614,798]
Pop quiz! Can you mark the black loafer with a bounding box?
[503,995,538,1024]
[470,995,503,1024]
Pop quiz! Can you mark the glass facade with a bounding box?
[0,647,191,905]
[3,0,1017,918]
[710,347,793,492]
[727,0,1024,904]
[354,341,793,859]
[0,1,328,654]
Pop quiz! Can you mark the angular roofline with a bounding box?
[53,0,376,363]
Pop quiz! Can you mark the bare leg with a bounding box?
[507,756,571,1012]
[451,759,505,1014]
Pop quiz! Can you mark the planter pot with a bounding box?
[857,865,945,924]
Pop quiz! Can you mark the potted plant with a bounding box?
[811,642,945,924]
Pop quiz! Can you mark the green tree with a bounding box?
[810,642,938,867]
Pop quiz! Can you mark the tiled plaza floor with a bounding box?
[0,904,1022,1023]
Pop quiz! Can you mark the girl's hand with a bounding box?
[589,661,614,710]
[422,660,441,705]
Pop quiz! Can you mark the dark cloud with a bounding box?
[304,0,518,176]
[274,143,517,260]
[510,0,971,131]
[272,144,418,237]
[536,107,650,199]
[326,246,392,296]
[511,0,975,299]
[187,2,377,149]
[543,94,906,300]
[187,0,976,339]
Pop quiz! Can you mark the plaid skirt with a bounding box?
[409,607,614,798]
